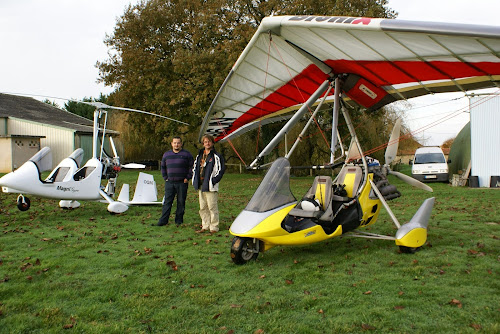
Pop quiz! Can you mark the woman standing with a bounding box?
[192,135,225,233]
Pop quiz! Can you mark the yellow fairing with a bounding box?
[396,228,427,248]
[264,224,342,247]
[230,204,295,238]
[230,204,343,251]
[357,174,381,227]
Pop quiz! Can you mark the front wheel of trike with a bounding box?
[230,237,259,264]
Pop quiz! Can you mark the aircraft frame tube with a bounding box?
[341,106,368,195]
[92,110,99,159]
[369,178,401,228]
[285,84,333,160]
[99,110,109,160]
[250,79,331,167]
[330,77,341,163]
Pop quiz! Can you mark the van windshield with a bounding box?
[415,153,446,164]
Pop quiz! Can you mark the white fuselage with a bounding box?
[0,158,103,200]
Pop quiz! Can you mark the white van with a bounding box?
[411,147,449,182]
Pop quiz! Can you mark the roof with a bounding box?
[0,93,95,133]
[0,134,45,138]
[415,147,445,154]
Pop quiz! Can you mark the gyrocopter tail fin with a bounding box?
[395,197,435,248]
[117,172,161,205]
[117,184,130,203]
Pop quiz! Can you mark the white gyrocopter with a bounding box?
[0,100,188,214]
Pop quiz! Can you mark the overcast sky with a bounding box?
[1,0,499,146]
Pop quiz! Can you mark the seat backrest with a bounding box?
[335,166,363,197]
[304,176,333,210]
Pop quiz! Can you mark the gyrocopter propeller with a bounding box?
[382,118,433,193]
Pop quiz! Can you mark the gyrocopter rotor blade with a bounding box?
[1,92,190,126]
[86,102,190,126]
[384,118,433,192]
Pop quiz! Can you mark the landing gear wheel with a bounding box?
[17,195,30,211]
[230,237,259,265]
[399,246,419,254]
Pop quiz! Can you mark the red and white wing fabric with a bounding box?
[200,15,500,142]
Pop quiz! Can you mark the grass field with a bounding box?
[0,168,499,333]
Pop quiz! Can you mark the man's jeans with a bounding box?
[158,180,188,225]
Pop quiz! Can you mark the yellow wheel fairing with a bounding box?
[395,228,427,248]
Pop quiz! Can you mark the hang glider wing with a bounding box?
[199,15,500,142]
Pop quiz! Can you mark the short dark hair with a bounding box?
[172,136,182,142]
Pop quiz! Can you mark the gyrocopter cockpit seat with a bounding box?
[334,165,363,198]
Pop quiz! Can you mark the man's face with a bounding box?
[171,138,182,152]
[203,138,213,151]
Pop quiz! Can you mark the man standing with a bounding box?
[192,134,225,233]
[154,136,194,227]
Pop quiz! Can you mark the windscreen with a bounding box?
[245,158,296,212]
[29,147,52,172]
[415,153,446,164]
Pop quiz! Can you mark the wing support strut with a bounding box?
[285,83,333,160]
[369,178,401,229]
[330,77,341,163]
[249,79,332,168]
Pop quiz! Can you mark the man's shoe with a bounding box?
[196,228,208,233]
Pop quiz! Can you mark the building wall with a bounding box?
[11,137,41,170]
[7,118,75,169]
[76,134,94,165]
[0,118,7,135]
[0,138,13,173]
[470,95,500,187]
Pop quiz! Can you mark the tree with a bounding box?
[63,94,108,120]
[97,0,397,161]
[441,137,455,149]
[42,99,59,108]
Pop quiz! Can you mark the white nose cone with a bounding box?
[0,162,39,191]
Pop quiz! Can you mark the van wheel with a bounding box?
[230,237,259,264]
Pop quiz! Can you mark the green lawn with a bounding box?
[0,169,499,333]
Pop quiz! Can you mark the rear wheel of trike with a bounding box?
[399,246,419,254]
